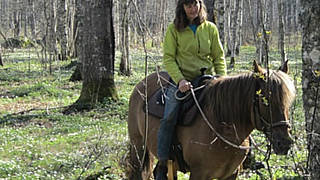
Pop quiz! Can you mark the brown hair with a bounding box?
[174,0,207,31]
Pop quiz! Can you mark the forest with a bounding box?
[0,0,319,179]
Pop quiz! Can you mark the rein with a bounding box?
[190,87,257,151]
[174,85,206,101]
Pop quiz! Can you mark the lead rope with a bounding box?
[190,87,267,154]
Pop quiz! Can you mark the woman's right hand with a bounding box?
[178,79,193,93]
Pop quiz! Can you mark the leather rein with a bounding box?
[190,76,291,152]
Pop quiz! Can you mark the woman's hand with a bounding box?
[178,79,193,93]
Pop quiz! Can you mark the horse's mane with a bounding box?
[204,70,296,126]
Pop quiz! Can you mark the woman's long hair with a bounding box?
[174,0,207,31]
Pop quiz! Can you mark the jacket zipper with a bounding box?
[197,35,200,54]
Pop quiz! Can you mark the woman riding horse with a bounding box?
[157,0,226,179]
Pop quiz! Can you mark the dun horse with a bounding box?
[127,61,296,180]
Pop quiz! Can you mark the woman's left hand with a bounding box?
[178,79,193,93]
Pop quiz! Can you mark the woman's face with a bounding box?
[183,1,200,22]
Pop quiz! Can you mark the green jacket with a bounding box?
[163,21,226,84]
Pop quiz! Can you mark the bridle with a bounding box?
[252,78,291,132]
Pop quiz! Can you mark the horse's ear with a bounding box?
[279,60,289,74]
[253,60,264,74]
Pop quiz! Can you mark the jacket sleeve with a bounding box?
[163,25,185,84]
[211,25,227,76]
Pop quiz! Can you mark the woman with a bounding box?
[156,0,227,179]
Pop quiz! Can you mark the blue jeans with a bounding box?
[157,85,180,161]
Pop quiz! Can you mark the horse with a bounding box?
[127,61,296,180]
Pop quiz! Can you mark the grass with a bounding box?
[0,45,307,179]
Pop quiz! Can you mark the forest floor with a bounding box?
[0,45,307,179]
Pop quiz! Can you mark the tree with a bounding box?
[300,0,320,179]
[119,0,131,76]
[215,0,225,48]
[0,52,3,66]
[204,0,215,23]
[278,0,286,63]
[56,0,68,60]
[66,0,79,58]
[73,0,118,109]
[229,0,241,67]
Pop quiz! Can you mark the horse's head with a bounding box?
[252,60,296,155]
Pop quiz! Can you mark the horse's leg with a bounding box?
[128,118,154,180]
[128,142,154,180]
[141,150,154,180]
[128,142,144,180]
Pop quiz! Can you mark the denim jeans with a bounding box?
[157,85,180,161]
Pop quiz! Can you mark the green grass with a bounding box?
[0,45,307,179]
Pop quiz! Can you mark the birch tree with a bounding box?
[119,0,131,76]
[301,0,320,179]
[278,0,286,63]
[56,0,68,60]
[229,0,241,67]
[225,0,232,56]
[215,0,225,48]
[236,0,243,55]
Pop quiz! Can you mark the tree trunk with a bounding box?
[265,0,273,34]
[28,0,36,39]
[67,0,78,58]
[286,0,292,33]
[0,52,3,66]
[215,0,225,49]
[48,0,56,74]
[246,0,258,52]
[225,0,232,57]
[258,0,269,67]
[204,0,216,23]
[278,0,286,63]
[294,0,300,32]
[13,10,20,38]
[114,0,120,50]
[236,0,243,55]
[56,0,68,60]
[229,0,240,68]
[75,0,118,109]
[301,0,320,179]
[119,0,131,76]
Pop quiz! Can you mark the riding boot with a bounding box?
[155,160,168,180]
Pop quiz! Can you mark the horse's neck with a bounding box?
[206,74,256,141]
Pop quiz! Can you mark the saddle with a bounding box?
[146,70,215,126]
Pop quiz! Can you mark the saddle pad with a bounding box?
[145,86,206,126]
[144,71,170,118]
[144,71,210,126]
[146,88,165,118]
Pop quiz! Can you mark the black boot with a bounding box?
[155,160,168,180]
